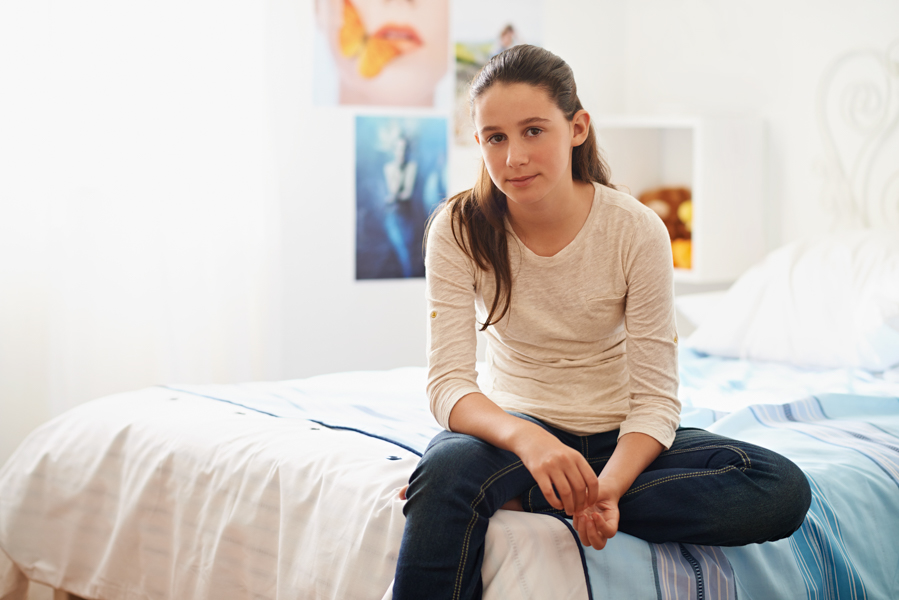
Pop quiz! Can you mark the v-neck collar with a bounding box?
[505,182,600,262]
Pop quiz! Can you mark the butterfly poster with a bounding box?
[313,0,451,107]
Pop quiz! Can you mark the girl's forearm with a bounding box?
[447,392,542,453]
[448,392,601,515]
[598,432,664,498]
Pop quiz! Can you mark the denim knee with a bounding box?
[729,449,812,544]
[404,433,471,508]
[769,454,812,540]
[403,431,522,518]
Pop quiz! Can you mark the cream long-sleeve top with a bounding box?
[425,182,682,449]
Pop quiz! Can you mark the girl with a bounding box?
[394,45,810,600]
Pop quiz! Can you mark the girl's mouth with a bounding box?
[508,175,537,187]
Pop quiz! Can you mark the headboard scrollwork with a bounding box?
[817,38,899,228]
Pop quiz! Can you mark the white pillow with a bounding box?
[686,229,899,371]
[675,291,728,329]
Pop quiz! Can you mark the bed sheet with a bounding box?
[160,347,899,456]
[165,361,899,600]
[2,350,899,600]
[677,347,899,425]
[0,387,587,600]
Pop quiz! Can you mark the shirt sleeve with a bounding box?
[618,209,681,449]
[425,208,483,430]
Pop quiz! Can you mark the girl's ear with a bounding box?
[571,110,591,147]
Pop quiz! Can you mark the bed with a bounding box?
[1,333,898,600]
[3,41,899,600]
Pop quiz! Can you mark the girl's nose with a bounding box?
[506,140,528,167]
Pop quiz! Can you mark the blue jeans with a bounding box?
[393,414,811,600]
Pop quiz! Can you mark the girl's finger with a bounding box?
[566,467,587,514]
[591,507,617,537]
[576,517,592,546]
[591,512,614,545]
[577,460,600,508]
[580,512,607,549]
[552,474,574,515]
[536,475,562,511]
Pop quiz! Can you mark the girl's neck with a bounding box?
[507,179,595,257]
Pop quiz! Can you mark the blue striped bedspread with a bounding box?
[587,393,899,600]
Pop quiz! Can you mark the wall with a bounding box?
[618,0,899,246]
[275,0,899,379]
[0,1,283,465]
[274,0,630,379]
[1,1,897,467]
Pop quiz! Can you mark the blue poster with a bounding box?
[355,115,448,280]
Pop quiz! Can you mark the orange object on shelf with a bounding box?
[672,238,692,270]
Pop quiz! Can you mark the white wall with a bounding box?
[276,0,899,379]
[274,0,632,379]
[270,0,435,379]
[2,1,897,467]
[616,0,899,246]
[1,1,283,465]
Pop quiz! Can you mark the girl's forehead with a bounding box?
[473,83,560,122]
[477,82,551,102]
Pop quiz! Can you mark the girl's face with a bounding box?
[318,0,449,106]
[473,83,589,209]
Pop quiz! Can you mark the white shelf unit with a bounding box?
[594,116,766,283]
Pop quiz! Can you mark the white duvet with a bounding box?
[0,387,588,600]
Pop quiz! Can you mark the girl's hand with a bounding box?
[572,480,621,550]
[512,424,599,516]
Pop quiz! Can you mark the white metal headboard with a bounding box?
[817,38,899,228]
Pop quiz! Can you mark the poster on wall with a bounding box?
[313,0,451,108]
[355,115,448,280]
[452,0,543,145]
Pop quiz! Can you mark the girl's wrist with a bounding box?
[596,471,632,500]
[504,417,551,457]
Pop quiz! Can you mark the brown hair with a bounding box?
[429,44,614,330]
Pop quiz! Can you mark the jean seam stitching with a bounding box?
[622,465,744,497]
[660,444,752,469]
[453,460,524,600]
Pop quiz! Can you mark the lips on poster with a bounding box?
[356,115,447,280]
[453,0,543,144]
[314,0,451,107]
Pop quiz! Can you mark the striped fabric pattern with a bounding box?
[651,542,736,600]
[751,398,899,488]
[745,396,899,600]
[789,478,867,600]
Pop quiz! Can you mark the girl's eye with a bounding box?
[526,127,542,137]
[487,134,506,144]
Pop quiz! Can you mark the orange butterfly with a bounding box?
[339,0,408,78]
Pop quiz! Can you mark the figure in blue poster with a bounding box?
[356,116,447,280]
